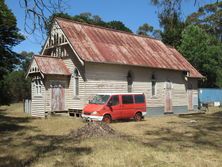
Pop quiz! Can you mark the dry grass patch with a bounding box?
[0,103,222,167]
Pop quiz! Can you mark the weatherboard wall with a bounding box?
[62,57,85,110]
[84,62,192,112]
[31,80,46,117]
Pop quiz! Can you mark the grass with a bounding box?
[0,103,222,167]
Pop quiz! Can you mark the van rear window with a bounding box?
[135,95,145,103]
[122,95,134,104]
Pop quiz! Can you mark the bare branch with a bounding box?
[19,0,68,42]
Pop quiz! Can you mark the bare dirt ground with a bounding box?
[0,103,222,167]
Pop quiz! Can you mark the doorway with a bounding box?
[165,81,172,113]
[51,81,65,111]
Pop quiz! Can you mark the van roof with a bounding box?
[96,93,144,95]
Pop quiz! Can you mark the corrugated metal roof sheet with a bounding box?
[34,56,71,76]
[56,18,203,78]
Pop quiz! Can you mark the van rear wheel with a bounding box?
[102,114,112,123]
[134,112,142,121]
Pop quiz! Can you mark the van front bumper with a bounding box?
[81,114,103,121]
[142,112,147,116]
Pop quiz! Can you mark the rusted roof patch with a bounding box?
[34,56,71,76]
[56,17,203,78]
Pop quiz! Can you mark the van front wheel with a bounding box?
[102,114,112,123]
[134,112,142,121]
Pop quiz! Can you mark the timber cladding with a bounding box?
[26,17,203,117]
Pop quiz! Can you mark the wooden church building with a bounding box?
[26,17,203,117]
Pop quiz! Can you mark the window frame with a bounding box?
[122,95,134,104]
[151,80,157,97]
[109,95,119,106]
[127,71,133,93]
[134,95,145,104]
[33,79,43,97]
[73,68,80,98]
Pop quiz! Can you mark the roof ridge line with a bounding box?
[34,55,61,59]
[55,17,160,41]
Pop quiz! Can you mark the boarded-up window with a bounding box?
[73,68,79,96]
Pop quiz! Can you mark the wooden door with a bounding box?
[165,82,172,113]
[188,90,193,110]
[51,82,65,111]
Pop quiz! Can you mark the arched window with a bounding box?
[127,71,133,93]
[73,68,79,96]
[33,78,42,96]
[151,73,156,96]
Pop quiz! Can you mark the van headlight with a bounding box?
[92,111,98,115]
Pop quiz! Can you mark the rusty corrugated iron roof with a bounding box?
[34,56,71,76]
[56,17,203,78]
[168,47,203,78]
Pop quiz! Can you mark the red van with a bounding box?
[82,93,146,123]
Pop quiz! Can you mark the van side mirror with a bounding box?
[107,100,112,106]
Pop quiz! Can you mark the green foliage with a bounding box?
[46,12,132,33]
[150,0,185,47]
[0,0,25,105]
[137,23,154,36]
[0,0,25,79]
[186,1,222,41]
[106,21,132,33]
[160,12,186,47]
[19,51,34,71]
[0,0,24,48]
[2,71,31,103]
[0,51,33,105]
[178,25,222,87]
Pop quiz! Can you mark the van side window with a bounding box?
[135,95,145,103]
[111,95,119,106]
[122,95,134,104]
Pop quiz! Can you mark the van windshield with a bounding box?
[90,95,110,105]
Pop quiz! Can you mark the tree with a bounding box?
[46,12,132,33]
[0,0,25,105]
[186,1,222,42]
[0,0,24,79]
[19,0,67,35]
[137,23,154,36]
[150,0,186,47]
[19,51,34,71]
[160,12,186,47]
[178,25,222,88]
[3,71,31,102]
[0,51,33,105]
[106,21,132,33]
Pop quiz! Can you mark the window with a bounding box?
[34,79,42,96]
[127,71,133,93]
[151,73,156,96]
[73,68,79,96]
[135,95,145,103]
[90,95,110,104]
[165,81,173,89]
[109,95,119,106]
[188,83,192,89]
[62,35,65,43]
[152,81,156,96]
[122,95,134,104]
